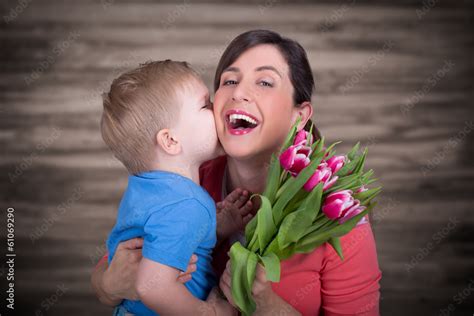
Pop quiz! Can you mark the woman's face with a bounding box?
[213,44,301,161]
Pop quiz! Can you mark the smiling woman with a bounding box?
[208,30,381,316]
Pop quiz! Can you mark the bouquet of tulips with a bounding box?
[229,118,382,315]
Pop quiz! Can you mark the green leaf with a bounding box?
[353,148,368,174]
[273,152,325,225]
[324,141,342,157]
[281,188,308,218]
[256,195,277,253]
[304,183,324,222]
[306,123,314,146]
[311,137,325,159]
[347,142,360,160]
[277,183,323,249]
[353,187,382,205]
[295,208,369,254]
[244,215,258,248]
[258,253,281,282]
[262,154,282,204]
[328,237,344,260]
[245,252,258,308]
[230,242,257,316]
[335,154,362,177]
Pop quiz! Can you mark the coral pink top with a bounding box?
[200,156,382,316]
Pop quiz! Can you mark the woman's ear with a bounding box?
[293,101,313,130]
[156,129,181,155]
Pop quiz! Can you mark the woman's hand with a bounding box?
[219,260,301,315]
[91,238,198,306]
[216,188,254,241]
[206,287,238,316]
[219,260,272,306]
[102,238,144,302]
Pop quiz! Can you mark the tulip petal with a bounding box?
[279,145,297,170]
[322,199,344,219]
[294,130,308,146]
[323,176,338,191]
[325,190,353,205]
[339,205,366,224]
[303,169,323,191]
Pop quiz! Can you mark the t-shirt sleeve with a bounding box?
[142,198,212,272]
[320,222,382,315]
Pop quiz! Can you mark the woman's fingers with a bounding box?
[127,249,143,264]
[117,237,143,251]
[219,267,235,306]
[251,264,271,297]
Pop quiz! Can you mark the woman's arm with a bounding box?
[219,261,301,316]
[91,238,198,306]
[320,223,382,315]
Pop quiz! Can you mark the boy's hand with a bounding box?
[216,188,254,241]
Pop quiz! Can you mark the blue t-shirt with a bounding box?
[106,170,217,316]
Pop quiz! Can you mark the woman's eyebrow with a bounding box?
[255,66,282,78]
[223,66,240,73]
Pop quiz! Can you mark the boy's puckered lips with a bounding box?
[224,109,260,136]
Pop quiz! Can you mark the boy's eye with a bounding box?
[202,102,213,109]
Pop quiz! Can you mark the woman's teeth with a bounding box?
[229,114,258,125]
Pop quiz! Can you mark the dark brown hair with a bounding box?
[214,29,321,139]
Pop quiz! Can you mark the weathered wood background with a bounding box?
[1,0,473,315]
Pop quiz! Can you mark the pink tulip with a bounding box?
[322,190,366,224]
[294,130,313,146]
[280,144,312,176]
[303,162,338,192]
[356,185,368,193]
[326,155,346,174]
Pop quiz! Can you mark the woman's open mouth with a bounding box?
[225,109,260,136]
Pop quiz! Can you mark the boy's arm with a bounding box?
[137,258,227,316]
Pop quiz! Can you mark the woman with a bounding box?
[92,30,382,315]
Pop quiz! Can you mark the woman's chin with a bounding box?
[221,141,258,161]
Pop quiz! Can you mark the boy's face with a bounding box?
[173,78,222,164]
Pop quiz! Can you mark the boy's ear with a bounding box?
[156,129,181,155]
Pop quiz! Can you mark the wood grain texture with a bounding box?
[1,1,473,315]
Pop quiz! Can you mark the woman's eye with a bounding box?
[223,80,237,86]
[259,80,273,87]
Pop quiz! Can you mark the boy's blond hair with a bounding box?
[101,60,199,174]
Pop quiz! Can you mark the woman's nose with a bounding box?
[231,83,252,103]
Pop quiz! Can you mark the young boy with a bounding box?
[101,60,249,315]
